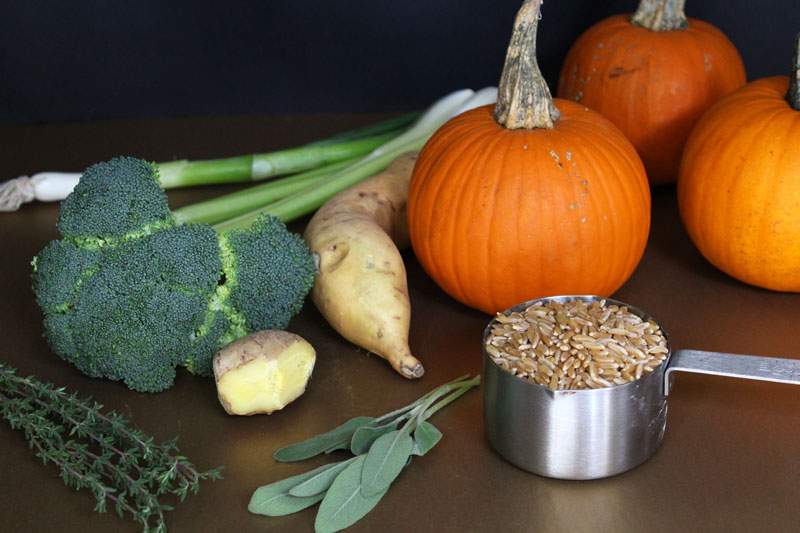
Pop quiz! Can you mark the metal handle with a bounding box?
[665,349,800,395]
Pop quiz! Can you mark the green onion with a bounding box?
[212,87,497,230]
[157,131,399,188]
[158,111,422,190]
[2,89,496,224]
[0,113,420,212]
[173,157,359,225]
[307,111,421,146]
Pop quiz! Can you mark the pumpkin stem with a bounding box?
[631,0,688,31]
[494,0,561,130]
[787,33,800,111]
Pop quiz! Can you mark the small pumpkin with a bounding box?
[407,0,651,315]
[557,0,746,185]
[677,34,800,292]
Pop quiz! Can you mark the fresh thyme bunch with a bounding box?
[0,363,223,532]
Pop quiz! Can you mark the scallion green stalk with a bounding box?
[157,112,421,187]
[170,111,433,225]
[0,112,421,212]
[307,111,421,146]
[212,87,497,230]
[172,157,359,225]
[157,131,398,188]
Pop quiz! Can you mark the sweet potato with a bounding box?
[303,152,423,378]
[213,330,316,415]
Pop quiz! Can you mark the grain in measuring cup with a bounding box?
[485,299,669,390]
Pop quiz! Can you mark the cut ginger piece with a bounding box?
[213,330,316,416]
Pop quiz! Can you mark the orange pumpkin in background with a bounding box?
[557,0,746,186]
[677,35,800,292]
[407,0,651,315]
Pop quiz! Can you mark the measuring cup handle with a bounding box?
[664,349,800,395]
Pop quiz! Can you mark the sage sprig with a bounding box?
[249,374,480,532]
[0,363,223,533]
[274,416,379,462]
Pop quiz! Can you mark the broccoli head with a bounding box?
[57,157,173,242]
[31,156,316,392]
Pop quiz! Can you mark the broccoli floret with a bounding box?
[64,224,221,391]
[180,216,316,377]
[224,215,317,334]
[32,156,316,393]
[57,157,173,242]
[31,239,102,313]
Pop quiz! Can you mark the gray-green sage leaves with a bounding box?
[249,374,481,533]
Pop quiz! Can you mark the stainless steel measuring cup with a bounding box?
[482,295,800,480]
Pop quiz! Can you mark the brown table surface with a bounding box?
[2,113,799,533]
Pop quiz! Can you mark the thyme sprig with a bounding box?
[0,363,223,532]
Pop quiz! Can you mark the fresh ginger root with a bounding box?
[213,331,316,416]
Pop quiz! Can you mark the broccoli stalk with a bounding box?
[31,157,316,392]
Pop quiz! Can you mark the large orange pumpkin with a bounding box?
[677,35,800,292]
[407,0,651,315]
[557,0,746,185]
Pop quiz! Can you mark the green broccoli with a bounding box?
[31,157,316,392]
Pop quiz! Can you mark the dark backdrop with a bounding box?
[1,1,797,124]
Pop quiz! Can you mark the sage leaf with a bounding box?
[360,430,413,497]
[350,420,400,455]
[248,462,339,516]
[323,441,352,454]
[289,457,357,497]
[314,455,388,533]
[249,488,324,517]
[274,416,377,462]
[411,421,442,456]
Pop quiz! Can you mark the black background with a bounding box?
[1,1,797,124]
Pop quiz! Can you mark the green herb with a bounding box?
[360,428,414,497]
[274,416,379,462]
[0,363,223,532]
[248,462,338,516]
[314,455,388,533]
[289,457,358,498]
[411,421,442,456]
[349,420,400,455]
[249,374,480,532]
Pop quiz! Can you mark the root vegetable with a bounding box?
[303,152,423,379]
[213,331,316,415]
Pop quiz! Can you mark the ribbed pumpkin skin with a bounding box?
[678,76,800,292]
[407,101,651,315]
[558,14,746,186]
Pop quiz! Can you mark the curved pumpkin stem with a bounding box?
[631,0,688,31]
[787,32,800,111]
[494,0,561,130]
